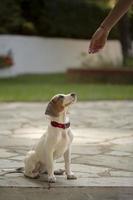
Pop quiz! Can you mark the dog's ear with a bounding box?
[45,101,59,117]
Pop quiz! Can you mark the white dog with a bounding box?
[24,93,77,182]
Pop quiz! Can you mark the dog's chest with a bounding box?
[53,130,70,159]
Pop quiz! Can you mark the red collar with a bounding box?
[51,121,70,129]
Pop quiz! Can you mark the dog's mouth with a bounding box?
[71,95,77,103]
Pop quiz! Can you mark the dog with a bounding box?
[24,93,77,182]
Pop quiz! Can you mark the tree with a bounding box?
[0,0,23,33]
[118,13,133,65]
[107,0,133,65]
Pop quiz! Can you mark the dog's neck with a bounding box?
[50,111,69,124]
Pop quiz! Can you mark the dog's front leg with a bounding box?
[64,147,77,180]
[46,152,56,183]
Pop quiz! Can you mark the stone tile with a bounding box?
[0,175,133,187]
[0,122,21,131]
[0,136,35,147]
[14,127,44,135]
[111,144,133,153]
[55,163,109,178]
[57,154,79,163]
[73,128,133,144]
[71,101,133,130]
[10,155,25,161]
[54,177,133,187]
[111,137,133,145]
[0,176,48,188]
[10,148,28,155]
[0,149,18,158]
[73,155,133,172]
[0,130,12,136]
[106,150,132,156]
[4,173,24,178]
[0,159,23,169]
[110,170,133,177]
[72,145,102,155]
[13,133,42,140]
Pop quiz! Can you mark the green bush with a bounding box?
[36,0,111,39]
[0,0,23,34]
[21,21,37,35]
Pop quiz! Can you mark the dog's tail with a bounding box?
[16,167,24,172]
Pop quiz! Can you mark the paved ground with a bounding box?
[0,101,133,200]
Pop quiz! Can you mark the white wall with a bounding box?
[0,35,123,77]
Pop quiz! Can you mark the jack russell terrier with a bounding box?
[24,93,77,183]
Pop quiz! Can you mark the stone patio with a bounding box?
[0,101,133,200]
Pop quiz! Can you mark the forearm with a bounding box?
[100,0,133,31]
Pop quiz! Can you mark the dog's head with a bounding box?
[45,93,77,117]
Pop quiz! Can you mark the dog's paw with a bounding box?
[48,175,56,183]
[24,172,40,179]
[67,174,77,180]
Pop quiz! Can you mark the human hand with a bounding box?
[89,27,109,54]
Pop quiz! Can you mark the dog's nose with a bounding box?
[71,93,76,97]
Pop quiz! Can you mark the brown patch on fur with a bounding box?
[45,96,64,117]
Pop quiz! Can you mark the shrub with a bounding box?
[36,0,111,39]
[21,21,37,35]
[0,0,23,34]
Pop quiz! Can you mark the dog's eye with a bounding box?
[59,95,64,99]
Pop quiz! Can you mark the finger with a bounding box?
[88,44,96,53]
[89,48,100,54]
[89,41,102,53]
[88,37,95,53]
[89,44,104,53]
[89,40,93,49]
[92,49,99,53]
[89,47,99,54]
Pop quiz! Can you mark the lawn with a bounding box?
[0,73,133,101]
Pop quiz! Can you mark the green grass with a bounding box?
[0,73,133,101]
